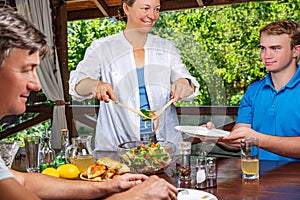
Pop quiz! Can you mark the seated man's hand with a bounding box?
[106,175,178,200]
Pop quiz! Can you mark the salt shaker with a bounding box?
[178,141,191,181]
[206,157,217,188]
[195,157,207,189]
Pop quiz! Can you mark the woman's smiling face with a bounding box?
[124,0,161,32]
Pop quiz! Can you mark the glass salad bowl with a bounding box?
[117,140,175,175]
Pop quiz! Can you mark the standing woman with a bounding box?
[69,0,199,151]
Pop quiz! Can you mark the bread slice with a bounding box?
[87,163,106,179]
[96,157,122,170]
[101,169,116,179]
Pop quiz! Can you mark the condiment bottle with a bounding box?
[39,136,56,172]
[206,157,217,188]
[178,141,191,181]
[195,157,207,189]
[54,129,69,167]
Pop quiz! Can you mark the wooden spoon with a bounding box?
[108,99,151,119]
[153,99,174,119]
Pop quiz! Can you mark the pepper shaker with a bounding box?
[206,157,217,188]
[178,141,191,181]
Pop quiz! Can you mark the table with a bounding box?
[159,156,300,200]
[15,151,300,199]
[93,151,300,200]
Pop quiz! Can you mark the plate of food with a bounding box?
[175,126,229,139]
[178,189,218,200]
[79,157,130,181]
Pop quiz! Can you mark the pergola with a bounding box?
[0,0,266,144]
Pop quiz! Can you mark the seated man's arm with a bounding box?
[221,123,300,159]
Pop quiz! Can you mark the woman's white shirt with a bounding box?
[69,32,199,151]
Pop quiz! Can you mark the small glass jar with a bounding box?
[178,141,191,181]
[206,157,217,188]
[39,136,56,172]
[195,157,207,189]
[54,129,69,167]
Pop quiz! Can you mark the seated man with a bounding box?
[0,8,178,200]
[207,20,300,162]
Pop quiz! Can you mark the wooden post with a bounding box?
[52,0,77,140]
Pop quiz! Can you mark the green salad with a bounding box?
[119,141,172,175]
[140,109,157,120]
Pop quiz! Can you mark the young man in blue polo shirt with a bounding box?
[216,20,300,161]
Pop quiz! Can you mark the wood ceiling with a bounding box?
[65,0,265,21]
[0,0,270,21]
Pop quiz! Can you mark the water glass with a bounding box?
[240,138,259,180]
[24,136,40,173]
[0,140,20,168]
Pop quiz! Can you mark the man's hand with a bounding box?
[106,175,178,200]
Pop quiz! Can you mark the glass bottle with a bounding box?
[178,141,191,181]
[195,157,207,189]
[206,157,217,188]
[39,136,56,172]
[65,137,94,173]
[54,129,69,167]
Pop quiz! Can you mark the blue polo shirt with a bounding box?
[236,65,300,162]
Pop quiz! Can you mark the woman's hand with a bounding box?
[171,78,194,103]
[92,80,118,103]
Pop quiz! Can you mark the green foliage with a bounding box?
[68,18,125,72]
[2,120,51,147]
[67,0,300,106]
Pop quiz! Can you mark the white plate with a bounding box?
[175,126,229,139]
[178,189,218,200]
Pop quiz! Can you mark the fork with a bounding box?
[178,188,189,195]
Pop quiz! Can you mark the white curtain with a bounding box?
[16,0,68,149]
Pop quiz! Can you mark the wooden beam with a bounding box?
[104,0,120,7]
[93,0,108,17]
[196,0,205,7]
[0,114,52,140]
[66,0,97,11]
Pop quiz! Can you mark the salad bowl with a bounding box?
[117,140,175,175]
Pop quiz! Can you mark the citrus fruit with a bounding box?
[57,164,80,179]
[41,168,60,178]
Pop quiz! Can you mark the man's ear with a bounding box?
[294,45,300,63]
[293,45,300,57]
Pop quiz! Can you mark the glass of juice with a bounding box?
[240,138,259,180]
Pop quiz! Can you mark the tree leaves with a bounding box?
[67,0,300,106]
